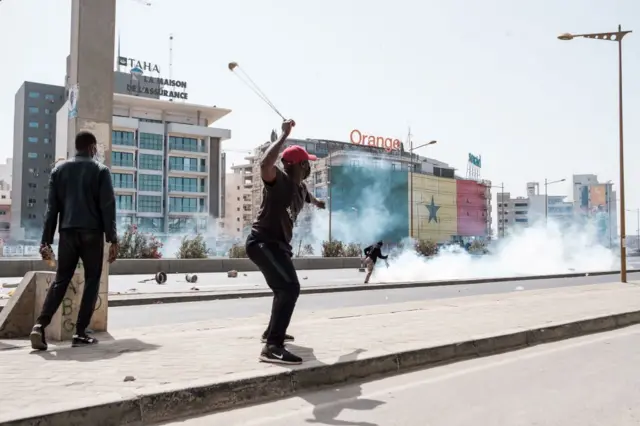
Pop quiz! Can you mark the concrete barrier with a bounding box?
[0,271,107,341]
[0,257,363,278]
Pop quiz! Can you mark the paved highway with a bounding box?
[107,273,640,330]
[169,324,640,426]
[3,258,640,297]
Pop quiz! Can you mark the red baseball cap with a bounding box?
[282,145,317,164]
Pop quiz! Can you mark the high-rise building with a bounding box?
[11,82,66,240]
[222,161,254,240]
[55,93,231,235]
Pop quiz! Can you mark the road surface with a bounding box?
[168,324,640,426]
[107,273,639,330]
[3,260,639,297]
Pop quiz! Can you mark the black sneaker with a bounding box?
[259,345,303,365]
[72,334,99,347]
[29,324,47,351]
[261,333,295,344]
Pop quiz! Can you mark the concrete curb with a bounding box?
[0,269,636,313]
[4,309,640,425]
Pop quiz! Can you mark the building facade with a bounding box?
[244,137,491,245]
[55,93,231,235]
[11,82,66,240]
[222,161,254,239]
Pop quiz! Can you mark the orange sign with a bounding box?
[350,129,401,153]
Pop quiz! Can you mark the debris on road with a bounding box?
[228,270,238,278]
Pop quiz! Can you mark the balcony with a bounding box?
[168,164,207,175]
[168,185,206,194]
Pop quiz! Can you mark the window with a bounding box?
[44,123,50,130]
[28,107,39,114]
[139,133,163,151]
[45,109,52,115]
[44,153,52,159]
[116,195,133,211]
[138,195,162,213]
[169,177,202,192]
[28,91,40,99]
[0,210,5,215]
[168,156,201,172]
[112,151,134,167]
[112,173,134,189]
[139,153,163,170]
[27,183,37,189]
[169,197,198,213]
[28,122,39,128]
[137,217,164,232]
[139,174,162,192]
[28,137,38,143]
[169,136,204,152]
[43,138,50,144]
[27,197,36,206]
[45,94,56,101]
[27,152,38,159]
[112,130,135,146]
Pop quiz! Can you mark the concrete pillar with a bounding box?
[66,0,116,333]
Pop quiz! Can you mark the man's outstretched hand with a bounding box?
[108,242,118,264]
[314,199,326,209]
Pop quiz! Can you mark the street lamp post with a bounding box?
[490,183,505,238]
[559,25,632,282]
[408,135,437,239]
[544,178,566,222]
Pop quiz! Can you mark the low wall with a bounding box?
[0,257,363,277]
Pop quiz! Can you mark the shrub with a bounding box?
[468,240,487,254]
[322,240,345,257]
[344,242,362,258]
[229,243,248,258]
[176,234,210,259]
[294,240,315,257]
[118,225,163,259]
[414,239,437,257]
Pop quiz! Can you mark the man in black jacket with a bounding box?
[363,241,388,284]
[30,131,119,351]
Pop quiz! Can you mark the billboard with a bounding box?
[589,184,607,210]
[410,174,457,243]
[456,179,487,237]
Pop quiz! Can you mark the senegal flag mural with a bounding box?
[327,162,487,245]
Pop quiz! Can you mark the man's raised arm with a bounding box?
[260,119,294,184]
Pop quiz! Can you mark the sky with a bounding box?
[1,0,639,231]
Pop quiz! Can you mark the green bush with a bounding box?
[414,239,437,257]
[229,244,248,258]
[344,242,362,258]
[468,240,487,254]
[118,225,163,259]
[322,240,345,257]
[176,234,210,259]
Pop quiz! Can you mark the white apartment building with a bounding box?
[497,176,616,245]
[55,93,231,235]
[222,160,254,239]
[496,193,529,236]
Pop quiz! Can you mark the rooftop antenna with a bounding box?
[117,31,122,72]
[169,34,174,80]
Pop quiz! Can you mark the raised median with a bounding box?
[1,283,640,425]
[0,257,363,278]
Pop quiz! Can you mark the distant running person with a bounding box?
[246,119,326,365]
[363,241,388,284]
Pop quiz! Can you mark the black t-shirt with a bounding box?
[250,167,310,253]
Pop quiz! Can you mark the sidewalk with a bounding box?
[2,282,640,425]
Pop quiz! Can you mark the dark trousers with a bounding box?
[37,230,104,334]
[246,237,300,346]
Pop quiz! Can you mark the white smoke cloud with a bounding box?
[374,219,617,282]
